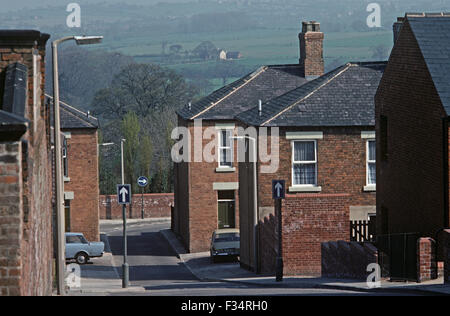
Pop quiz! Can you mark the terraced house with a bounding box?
[236,61,385,275]
[376,13,450,282]
[173,21,324,253]
[0,30,53,296]
[47,95,100,242]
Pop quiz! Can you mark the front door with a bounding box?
[218,190,235,229]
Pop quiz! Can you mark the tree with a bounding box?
[169,44,183,55]
[139,134,153,193]
[93,63,198,194]
[45,47,133,111]
[92,63,197,120]
[121,111,141,194]
[192,41,218,61]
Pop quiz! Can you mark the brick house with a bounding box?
[0,30,54,296]
[236,61,385,275]
[173,21,326,253]
[375,14,450,268]
[46,96,101,242]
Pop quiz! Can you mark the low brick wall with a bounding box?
[99,193,174,219]
[321,241,378,280]
[417,237,438,282]
[258,194,350,276]
[444,230,450,284]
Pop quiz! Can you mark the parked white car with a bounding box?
[65,233,105,265]
[210,228,240,263]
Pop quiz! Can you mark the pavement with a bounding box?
[67,233,146,295]
[67,220,450,296]
[161,229,450,296]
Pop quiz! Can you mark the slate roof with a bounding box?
[407,14,450,115]
[177,64,308,120]
[236,62,386,127]
[45,94,99,130]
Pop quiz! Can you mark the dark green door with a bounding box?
[218,200,235,229]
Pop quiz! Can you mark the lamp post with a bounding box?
[52,35,103,295]
[232,135,259,273]
[120,138,129,288]
[98,139,129,288]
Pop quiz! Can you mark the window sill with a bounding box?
[64,177,70,183]
[289,185,322,193]
[363,184,376,192]
[216,167,236,173]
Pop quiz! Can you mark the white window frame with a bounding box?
[366,139,376,187]
[62,137,69,178]
[291,140,318,187]
[218,129,233,168]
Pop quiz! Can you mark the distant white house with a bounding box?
[218,49,242,60]
[218,49,227,60]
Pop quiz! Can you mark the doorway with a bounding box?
[218,190,235,229]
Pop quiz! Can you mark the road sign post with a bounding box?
[117,184,131,288]
[272,180,285,282]
[137,176,149,220]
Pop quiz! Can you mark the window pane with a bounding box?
[293,163,316,185]
[220,148,232,167]
[218,190,235,200]
[368,140,376,161]
[368,163,376,184]
[221,130,231,148]
[294,141,315,161]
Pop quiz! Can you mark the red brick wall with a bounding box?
[375,20,449,239]
[0,143,23,296]
[174,119,241,253]
[63,129,100,242]
[238,126,376,273]
[0,33,54,296]
[259,194,350,276]
[417,237,438,282]
[258,128,376,209]
[299,23,324,77]
[321,241,378,280]
[100,193,174,220]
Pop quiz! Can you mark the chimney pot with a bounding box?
[393,17,404,44]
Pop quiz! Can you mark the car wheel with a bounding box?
[75,252,89,265]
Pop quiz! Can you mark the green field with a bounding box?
[111,28,393,67]
[119,27,393,94]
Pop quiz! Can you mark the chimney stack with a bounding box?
[299,21,324,80]
[393,17,404,44]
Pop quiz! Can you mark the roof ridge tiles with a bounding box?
[45,93,98,122]
[189,66,268,120]
[261,63,352,126]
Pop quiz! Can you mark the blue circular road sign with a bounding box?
[137,176,149,187]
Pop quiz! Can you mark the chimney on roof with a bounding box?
[299,21,324,80]
[258,100,262,116]
[393,17,405,44]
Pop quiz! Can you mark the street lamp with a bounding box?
[120,138,129,288]
[97,139,129,288]
[52,35,103,296]
[232,135,259,273]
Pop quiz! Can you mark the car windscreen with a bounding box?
[215,233,239,242]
